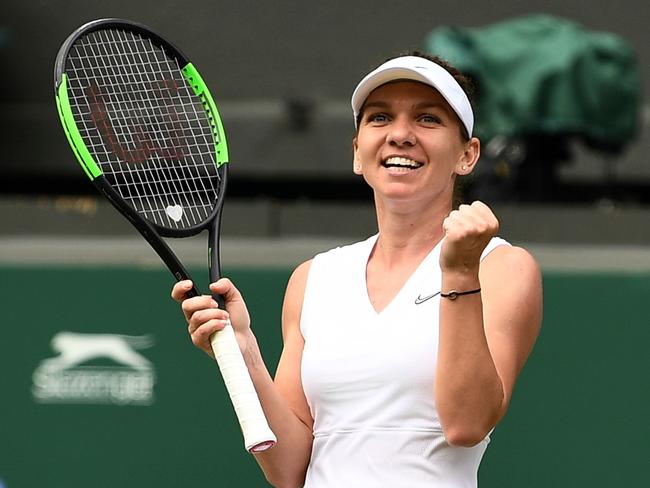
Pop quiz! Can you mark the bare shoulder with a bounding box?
[479,244,543,323]
[288,259,313,288]
[281,260,313,337]
[481,244,541,286]
[284,259,313,307]
[479,244,543,341]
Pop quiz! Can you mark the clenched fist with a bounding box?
[440,201,499,274]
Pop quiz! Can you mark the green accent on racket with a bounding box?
[181,63,229,167]
[55,73,103,180]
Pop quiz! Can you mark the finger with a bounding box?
[187,313,230,335]
[442,212,458,236]
[171,280,194,302]
[443,209,474,238]
[191,319,229,351]
[469,200,497,220]
[465,202,499,235]
[209,278,243,303]
[188,307,230,333]
[181,295,218,322]
[470,200,491,213]
[457,202,499,235]
[457,204,485,228]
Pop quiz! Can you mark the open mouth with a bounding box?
[382,156,424,170]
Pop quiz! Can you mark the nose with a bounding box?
[386,116,416,146]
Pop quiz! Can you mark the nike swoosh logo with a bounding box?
[414,291,440,304]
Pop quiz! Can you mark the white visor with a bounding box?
[351,56,474,137]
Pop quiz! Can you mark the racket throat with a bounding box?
[208,222,226,310]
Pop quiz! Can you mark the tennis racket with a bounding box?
[54,18,276,452]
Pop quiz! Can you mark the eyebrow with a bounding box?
[362,101,389,112]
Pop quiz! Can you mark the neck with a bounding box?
[372,195,450,265]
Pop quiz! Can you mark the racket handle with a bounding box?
[210,323,277,452]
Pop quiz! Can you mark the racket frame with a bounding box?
[54,18,232,296]
[54,18,276,452]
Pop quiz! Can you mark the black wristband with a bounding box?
[440,288,481,300]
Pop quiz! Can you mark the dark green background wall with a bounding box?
[0,266,648,487]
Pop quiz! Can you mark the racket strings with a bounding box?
[65,27,221,230]
[96,29,215,227]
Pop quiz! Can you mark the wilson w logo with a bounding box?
[86,79,188,164]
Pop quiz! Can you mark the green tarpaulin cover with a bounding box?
[425,15,641,150]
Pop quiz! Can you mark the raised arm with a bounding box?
[436,201,542,446]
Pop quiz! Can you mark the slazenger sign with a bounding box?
[32,332,156,405]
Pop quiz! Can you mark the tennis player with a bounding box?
[172,51,542,487]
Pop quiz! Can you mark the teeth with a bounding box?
[384,157,423,169]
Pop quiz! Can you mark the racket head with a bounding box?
[54,18,229,238]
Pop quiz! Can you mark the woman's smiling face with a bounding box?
[353,80,478,209]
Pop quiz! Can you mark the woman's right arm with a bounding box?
[171,260,314,488]
[250,260,314,487]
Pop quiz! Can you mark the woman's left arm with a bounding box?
[436,203,543,447]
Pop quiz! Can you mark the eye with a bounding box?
[365,112,389,124]
[418,113,442,125]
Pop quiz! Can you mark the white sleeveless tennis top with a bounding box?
[300,234,510,488]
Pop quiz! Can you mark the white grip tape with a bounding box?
[210,323,277,452]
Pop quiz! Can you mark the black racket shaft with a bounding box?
[54,18,275,452]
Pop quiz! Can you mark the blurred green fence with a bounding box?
[0,265,648,487]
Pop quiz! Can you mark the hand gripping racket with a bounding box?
[54,18,276,452]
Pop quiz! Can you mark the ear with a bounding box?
[352,137,363,175]
[455,137,480,175]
